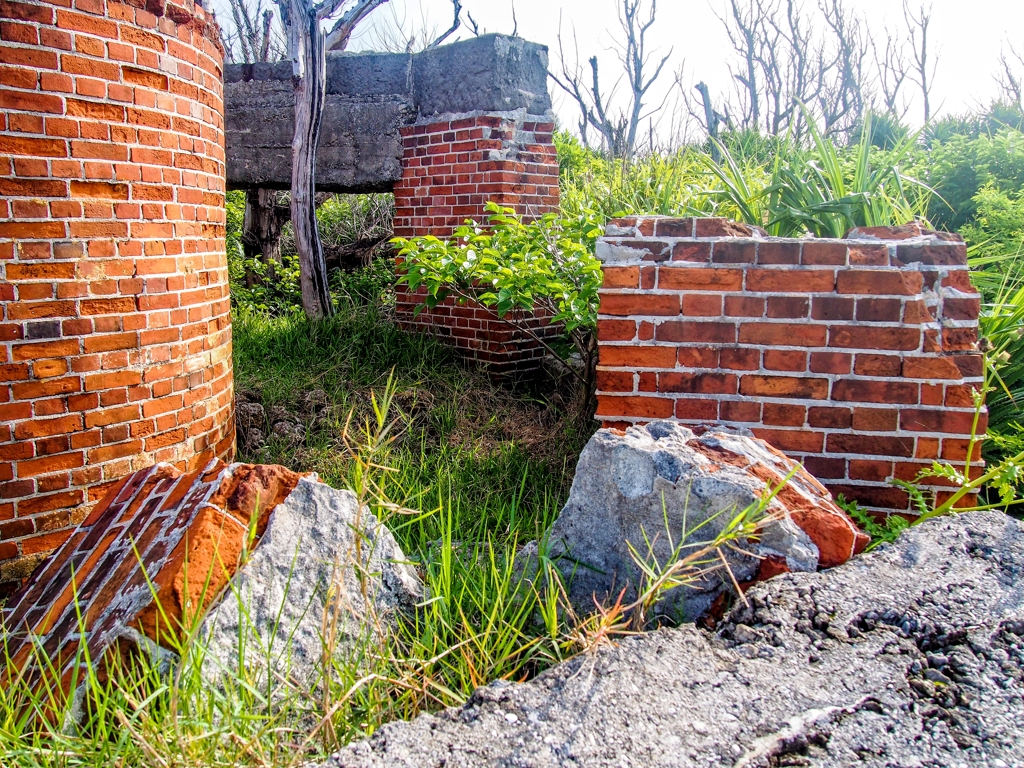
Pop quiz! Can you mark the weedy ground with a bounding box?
[0,286,600,767]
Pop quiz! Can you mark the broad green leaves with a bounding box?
[393,202,604,351]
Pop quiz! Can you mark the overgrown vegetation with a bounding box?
[7,48,1024,768]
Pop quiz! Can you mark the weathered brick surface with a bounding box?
[393,114,560,375]
[0,0,233,594]
[595,218,984,514]
[0,459,303,704]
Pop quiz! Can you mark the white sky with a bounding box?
[344,0,1024,139]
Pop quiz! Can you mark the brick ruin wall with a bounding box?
[0,0,234,595]
[594,218,984,516]
[392,113,561,375]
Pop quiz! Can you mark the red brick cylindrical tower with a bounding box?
[0,0,234,593]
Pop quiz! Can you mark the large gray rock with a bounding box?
[316,511,1024,767]
[199,477,422,688]
[523,422,866,622]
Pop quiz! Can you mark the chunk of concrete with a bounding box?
[523,422,867,622]
[198,476,423,689]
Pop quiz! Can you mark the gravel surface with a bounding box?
[315,511,1024,768]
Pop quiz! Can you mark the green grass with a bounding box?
[0,293,600,767]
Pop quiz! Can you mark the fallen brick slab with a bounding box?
[0,459,304,702]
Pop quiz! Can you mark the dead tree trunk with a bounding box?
[289,0,333,318]
[242,187,288,286]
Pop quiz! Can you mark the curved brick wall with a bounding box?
[0,0,233,592]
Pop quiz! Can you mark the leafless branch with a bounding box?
[549,0,671,159]
[324,0,389,51]
[997,44,1024,107]
[903,1,937,123]
[872,26,911,118]
[426,0,462,49]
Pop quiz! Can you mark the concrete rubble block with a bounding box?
[526,421,868,621]
[198,476,423,689]
[0,460,308,702]
[317,511,1024,767]
[224,34,552,192]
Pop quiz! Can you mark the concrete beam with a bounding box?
[224,34,552,193]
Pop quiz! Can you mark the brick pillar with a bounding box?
[393,113,560,376]
[0,0,233,595]
[594,218,984,516]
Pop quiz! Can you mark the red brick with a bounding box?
[809,352,851,374]
[711,241,756,264]
[599,345,677,368]
[597,395,674,419]
[853,354,902,377]
[597,319,636,341]
[659,372,737,394]
[599,293,679,316]
[602,266,640,288]
[682,293,722,316]
[851,407,898,432]
[738,323,827,347]
[597,369,634,392]
[836,270,924,295]
[766,296,809,318]
[752,428,824,453]
[900,409,977,434]
[746,269,835,293]
[739,375,828,399]
[808,406,851,429]
[756,242,800,265]
[674,398,719,420]
[656,321,736,344]
[832,379,918,404]
[724,296,764,317]
[829,325,920,351]
[762,403,806,426]
[720,400,760,422]
[763,349,806,372]
[826,433,914,458]
[801,242,847,265]
[658,267,743,291]
[720,348,759,370]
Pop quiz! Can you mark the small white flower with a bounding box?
[420,268,426,274]
[463,261,471,269]
[474,227,482,234]
[467,250,476,260]
[493,278,499,286]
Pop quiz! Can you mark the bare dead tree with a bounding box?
[718,0,761,131]
[218,0,291,284]
[872,25,911,118]
[223,0,283,63]
[694,81,729,158]
[815,0,867,137]
[707,0,869,140]
[427,0,462,48]
[997,44,1024,107]
[903,1,936,123]
[550,0,671,159]
[366,0,464,53]
[273,0,392,318]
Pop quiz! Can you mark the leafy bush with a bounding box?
[393,202,604,411]
[923,128,1024,231]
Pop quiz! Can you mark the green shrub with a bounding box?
[393,202,604,411]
